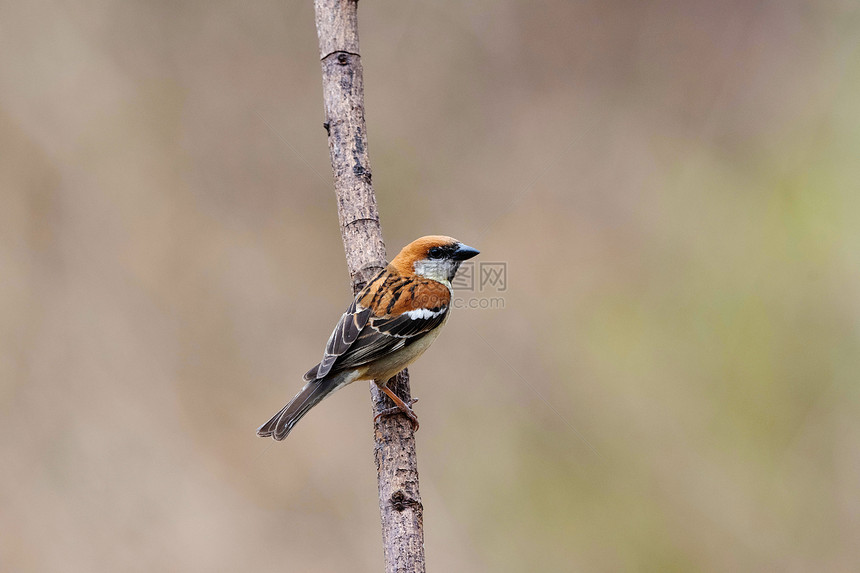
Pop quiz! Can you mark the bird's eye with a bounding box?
[428,246,443,259]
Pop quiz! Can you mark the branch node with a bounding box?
[344,216,379,228]
[390,490,421,512]
[353,162,371,182]
[320,50,361,62]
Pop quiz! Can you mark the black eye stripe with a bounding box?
[427,245,456,259]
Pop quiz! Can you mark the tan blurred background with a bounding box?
[2,1,860,571]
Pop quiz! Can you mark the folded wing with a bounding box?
[304,270,451,381]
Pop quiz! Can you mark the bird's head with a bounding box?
[390,235,480,284]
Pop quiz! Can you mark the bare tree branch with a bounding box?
[313,1,426,572]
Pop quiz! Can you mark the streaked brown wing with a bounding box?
[329,306,448,372]
[371,308,448,338]
[304,268,452,381]
[304,299,372,381]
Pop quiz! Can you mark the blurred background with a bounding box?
[2,1,859,571]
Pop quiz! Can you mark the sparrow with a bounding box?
[257,235,480,441]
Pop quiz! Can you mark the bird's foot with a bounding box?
[374,397,419,432]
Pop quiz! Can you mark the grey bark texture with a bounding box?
[313,2,426,572]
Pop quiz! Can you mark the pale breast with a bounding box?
[358,312,449,383]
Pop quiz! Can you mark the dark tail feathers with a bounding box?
[256,374,345,441]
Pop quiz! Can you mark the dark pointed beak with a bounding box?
[452,243,480,261]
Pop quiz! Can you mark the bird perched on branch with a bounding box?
[257,235,479,441]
